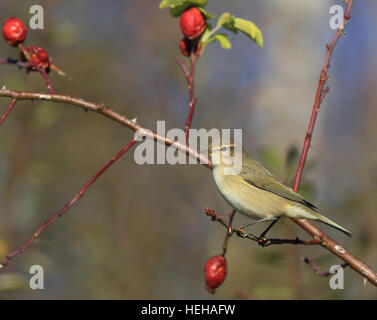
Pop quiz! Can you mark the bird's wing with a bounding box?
[240,158,317,211]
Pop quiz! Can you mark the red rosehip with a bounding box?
[180,7,206,40]
[20,46,51,73]
[2,17,27,46]
[204,255,227,293]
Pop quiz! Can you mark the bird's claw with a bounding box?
[258,237,271,247]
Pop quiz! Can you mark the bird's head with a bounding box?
[205,138,243,172]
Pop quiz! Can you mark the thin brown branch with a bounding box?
[176,57,190,82]
[293,3,352,190]
[288,0,377,286]
[0,98,17,126]
[0,139,137,269]
[1,57,68,80]
[36,67,55,94]
[0,58,28,68]
[222,210,236,256]
[184,52,198,142]
[304,257,348,278]
[176,51,199,143]
[0,88,211,168]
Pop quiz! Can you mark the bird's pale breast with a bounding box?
[213,167,288,220]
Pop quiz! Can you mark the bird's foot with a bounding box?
[257,237,272,247]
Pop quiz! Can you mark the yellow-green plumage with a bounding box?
[209,140,352,237]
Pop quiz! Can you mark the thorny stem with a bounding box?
[0,139,137,268]
[288,0,377,285]
[176,50,199,143]
[0,98,17,126]
[293,5,351,190]
[0,89,211,168]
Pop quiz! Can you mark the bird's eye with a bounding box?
[221,146,227,152]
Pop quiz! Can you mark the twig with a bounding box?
[204,209,320,247]
[176,51,199,142]
[222,210,236,256]
[1,57,69,80]
[0,58,28,69]
[176,57,190,81]
[0,98,17,126]
[0,89,211,167]
[303,257,348,277]
[293,3,352,190]
[36,67,55,94]
[0,139,137,268]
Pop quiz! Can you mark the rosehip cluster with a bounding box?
[179,7,206,57]
[20,46,51,73]
[2,17,51,72]
[204,255,227,293]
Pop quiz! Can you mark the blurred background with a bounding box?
[0,0,376,299]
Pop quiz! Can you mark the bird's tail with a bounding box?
[286,205,352,237]
[312,212,352,237]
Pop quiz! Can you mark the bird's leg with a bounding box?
[259,217,280,238]
[239,217,278,230]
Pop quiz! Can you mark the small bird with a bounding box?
[208,139,352,237]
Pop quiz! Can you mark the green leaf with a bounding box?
[159,0,177,9]
[202,33,231,51]
[159,0,208,17]
[213,34,231,48]
[234,17,263,47]
[198,7,215,19]
[217,12,234,27]
[200,27,212,43]
[217,13,263,48]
